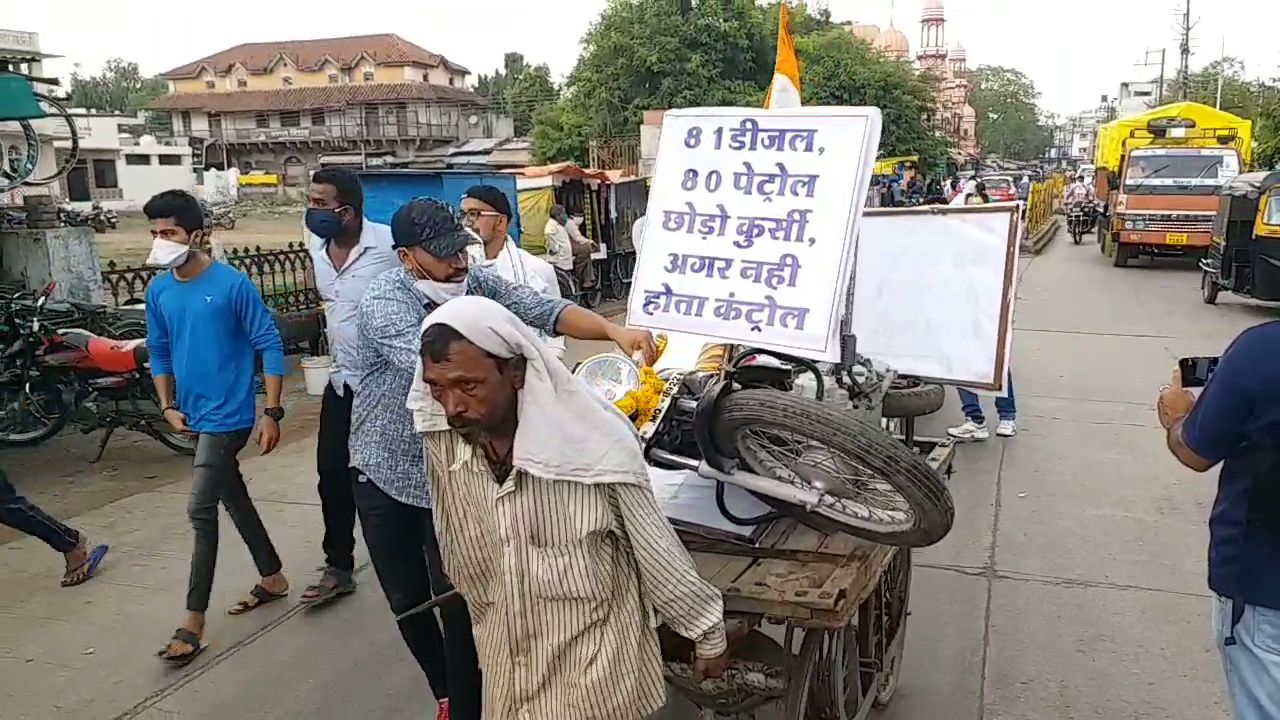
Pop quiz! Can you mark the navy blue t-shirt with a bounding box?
[1182,321,1280,609]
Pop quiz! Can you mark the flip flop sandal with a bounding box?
[157,628,207,667]
[300,570,356,608]
[61,544,109,587]
[227,584,288,616]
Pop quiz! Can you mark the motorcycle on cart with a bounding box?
[573,330,955,719]
[0,283,195,461]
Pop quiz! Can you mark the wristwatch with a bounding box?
[263,406,285,422]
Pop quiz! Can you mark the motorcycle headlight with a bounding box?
[572,353,641,404]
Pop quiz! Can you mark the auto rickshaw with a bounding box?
[1200,170,1280,304]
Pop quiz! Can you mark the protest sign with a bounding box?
[627,107,882,362]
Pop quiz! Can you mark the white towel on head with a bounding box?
[419,295,648,487]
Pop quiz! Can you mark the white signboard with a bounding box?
[850,205,1019,390]
[627,107,882,361]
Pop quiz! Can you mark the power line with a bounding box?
[1175,0,1197,101]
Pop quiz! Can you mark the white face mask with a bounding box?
[415,277,467,305]
[147,238,191,268]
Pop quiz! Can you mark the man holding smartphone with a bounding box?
[1157,322,1280,719]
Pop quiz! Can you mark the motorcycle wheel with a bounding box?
[152,426,197,456]
[104,318,147,340]
[0,381,69,446]
[881,377,945,419]
[1072,226,1082,245]
[715,389,954,547]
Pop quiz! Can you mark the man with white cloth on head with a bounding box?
[413,296,729,720]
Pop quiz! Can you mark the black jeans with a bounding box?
[187,429,283,614]
[353,476,482,718]
[317,384,357,573]
[0,466,78,553]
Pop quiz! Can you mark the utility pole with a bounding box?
[1176,0,1196,101]
[1215,37,1226,109]
[1140,49,1167,106]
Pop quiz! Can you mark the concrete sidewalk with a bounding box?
[0,438,396,720]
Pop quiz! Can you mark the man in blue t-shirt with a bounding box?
[143,190,290,667]
[1158,321,1280,718]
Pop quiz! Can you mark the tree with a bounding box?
[968,65,1048,161]
[68,58,166,113]
[477,52,559,136]
[531,0,941,165]
[1166,57,1259,116]
[799,30,949,160]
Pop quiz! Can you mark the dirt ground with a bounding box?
[100,208,306,266]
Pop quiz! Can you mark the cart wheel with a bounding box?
[873,550,913,709]
[606,255,625,299]
[782,630,823,718]
[1201,270,1220,306]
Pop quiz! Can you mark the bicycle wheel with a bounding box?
[0,119,39,192]
[21,93,78,186]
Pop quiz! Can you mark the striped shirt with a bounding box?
[424,432,726,720]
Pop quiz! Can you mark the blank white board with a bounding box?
[848,205,1018,390]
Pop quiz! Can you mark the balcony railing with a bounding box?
[187,121,459,144]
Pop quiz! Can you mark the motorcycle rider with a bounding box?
[1064,175,1094,204]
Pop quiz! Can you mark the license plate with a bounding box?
[1166,233,1188,245]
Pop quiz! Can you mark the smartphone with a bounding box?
[1178,356,1220,388]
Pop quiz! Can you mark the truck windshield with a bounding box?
[1124,149,1240,194]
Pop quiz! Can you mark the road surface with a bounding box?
[1,228,1268,719]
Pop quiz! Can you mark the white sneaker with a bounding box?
[947,420,990,441]
[996,419,1017,437]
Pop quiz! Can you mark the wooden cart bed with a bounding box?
[679,438,955,629]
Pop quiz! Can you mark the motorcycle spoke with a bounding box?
[737,427,915,528]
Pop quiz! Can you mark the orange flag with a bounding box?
[764,4,803,109]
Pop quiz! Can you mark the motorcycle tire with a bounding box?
[104,318,147,340]
[714,389,954,547]
[152,428,197,456]
[0,381,69,446]
[881,378,945,419]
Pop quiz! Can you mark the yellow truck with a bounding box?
[1094,102,1251,267]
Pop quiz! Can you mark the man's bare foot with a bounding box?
[226,572,289,615]
[159,613,205,662]
[61,535,108,587]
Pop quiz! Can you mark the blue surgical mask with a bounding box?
[305,207,347,240]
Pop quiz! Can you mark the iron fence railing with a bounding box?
[101,242,320,312]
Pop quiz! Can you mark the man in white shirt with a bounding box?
[303,168,399,607]
[632,214,645,253]
[542,205,574,274]
[565,211,598,290]
[460,185,566,359]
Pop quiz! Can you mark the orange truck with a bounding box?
[1094,102,1251,267]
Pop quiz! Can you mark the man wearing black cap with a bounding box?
[459,185,564,358]
[349,198,656,720]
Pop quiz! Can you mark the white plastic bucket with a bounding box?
[300,355,333,396]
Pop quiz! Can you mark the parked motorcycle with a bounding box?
[1066,201,1095,245]
[57,204,92,229]
[573,342,954,547]
[87,201,118,233]
[0,283,195,461]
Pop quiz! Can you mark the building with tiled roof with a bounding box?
[151,34,512,182]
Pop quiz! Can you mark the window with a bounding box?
[280,111,301,127]
[158,155,183,166]
[205,79,216,90]
[237,77,248,89]
[363,70,374,82]
[448,76,456,87]
[423,72,429,82]
[328,72,339,84]
[255,113,270,129]
[282,75,293,87]
[311,109,326,126]
[92,159,118,189]
[124,154,152,166]
[179,111,191,135]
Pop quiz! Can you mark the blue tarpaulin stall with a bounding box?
[358,170,523,242]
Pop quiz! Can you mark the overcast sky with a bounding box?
[13,0,1280,116]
